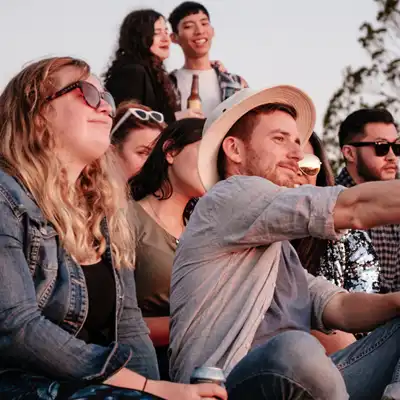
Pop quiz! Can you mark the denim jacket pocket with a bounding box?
[25,219,59,310]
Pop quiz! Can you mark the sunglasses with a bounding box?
[111,108,164,135]
[348,140,400,157]
[46,80,116,118]
[298,153,322,176]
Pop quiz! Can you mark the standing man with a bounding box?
[336,108,400,292]
[168,1,248,117]
[169,86,400,399]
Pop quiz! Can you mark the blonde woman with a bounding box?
[0,57,226,400]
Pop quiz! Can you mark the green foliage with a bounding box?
[322,0,400,174]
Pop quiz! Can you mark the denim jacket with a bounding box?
[0,168,157,388]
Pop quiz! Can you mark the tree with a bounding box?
[322,0,400,173]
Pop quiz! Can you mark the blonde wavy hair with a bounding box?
[0,56,135,268]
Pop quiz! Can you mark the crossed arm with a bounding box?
[323,292,400,333]
[323,180,400,331]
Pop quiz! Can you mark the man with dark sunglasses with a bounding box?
[336,108,400,293]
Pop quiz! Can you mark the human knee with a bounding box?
[261,331,348,399]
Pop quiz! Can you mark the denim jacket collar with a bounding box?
[0,169,46,224]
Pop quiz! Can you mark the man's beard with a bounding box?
[241,149,296,188]
[356,152,397,182]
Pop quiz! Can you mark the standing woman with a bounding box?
[104,9,203,124]
[0,56,226,400]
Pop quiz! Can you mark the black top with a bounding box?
[77,259,116,345]
[105,63,176,124]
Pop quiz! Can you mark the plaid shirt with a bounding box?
[170,65,247,110]
[336,167,400,292]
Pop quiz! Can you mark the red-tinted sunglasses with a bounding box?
[46,80,116,117]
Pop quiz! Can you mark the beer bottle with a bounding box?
[187,74,202,110]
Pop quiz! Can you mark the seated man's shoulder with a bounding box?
[213,175,278,193]
[198,176,280,213]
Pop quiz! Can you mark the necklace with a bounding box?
[147,199,183,244]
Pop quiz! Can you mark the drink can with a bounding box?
[190,366,226,386]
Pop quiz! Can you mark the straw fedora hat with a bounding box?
[197,85,316,191]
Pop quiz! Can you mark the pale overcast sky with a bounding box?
[0,0,376,130]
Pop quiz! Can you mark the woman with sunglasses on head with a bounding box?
[0,56,226,400]
[128,118,206,380]
[104,9,204,124]
[291,132,380,354]
[111,101,166,179]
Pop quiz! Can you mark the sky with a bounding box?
[0,0,377,131]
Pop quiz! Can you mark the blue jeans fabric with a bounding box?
[226,318,400,399]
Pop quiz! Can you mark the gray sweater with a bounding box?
[169,176,347,383]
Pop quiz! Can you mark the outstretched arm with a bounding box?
[334,180,400,230]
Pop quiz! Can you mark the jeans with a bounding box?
[226,318,400,399]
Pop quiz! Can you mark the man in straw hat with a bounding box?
[169,85,400,399]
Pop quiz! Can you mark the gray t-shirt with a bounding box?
[252,243,311,348]
[174,68,221,117]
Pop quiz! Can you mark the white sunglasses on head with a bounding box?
[298,153,322,176]
[111,108,164,135]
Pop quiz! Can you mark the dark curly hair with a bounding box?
[104,9,178,113]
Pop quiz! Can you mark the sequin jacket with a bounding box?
[336,167,400,293]
[318,229,380,293]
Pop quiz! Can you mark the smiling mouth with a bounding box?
[193,38,207,45]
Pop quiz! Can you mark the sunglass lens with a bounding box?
[298,154,321,176]
[300,167,320,176]
[151,112,164,123]
[375,143,390,157]
[103,92,116,117]
[80,82,100,109]
[392,144,400,156]
[135,110,148,120]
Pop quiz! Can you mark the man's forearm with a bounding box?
[334,180,400,230]
[322,292,400,333]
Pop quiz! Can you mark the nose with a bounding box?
[98,97,113,117]
[289,142,304,162]
[161,31,170,42]
[386,145,397,160]
[195,22,205,35]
